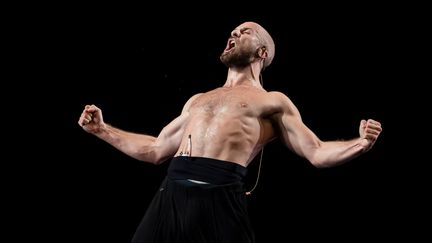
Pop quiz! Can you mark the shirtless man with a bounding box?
[78,21,382,243]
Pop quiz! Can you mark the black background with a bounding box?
[12,3,417,243]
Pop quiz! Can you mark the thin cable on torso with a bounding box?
[246,73,266,196]
[246,147,264,195]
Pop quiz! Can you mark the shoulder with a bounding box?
[267,91,294,107]
[189,93,204,100]
[267,91,300,116]
[181,93,204,113]
[186,93,204,105]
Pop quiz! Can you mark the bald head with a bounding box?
[220,21,276,70]
[244,22,275,69]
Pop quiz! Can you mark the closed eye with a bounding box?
[240,28,252,35]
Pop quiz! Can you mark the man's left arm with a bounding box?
[272,92,382,168]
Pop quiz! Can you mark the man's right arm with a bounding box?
[92,115,187,164]
[78,97,199,164]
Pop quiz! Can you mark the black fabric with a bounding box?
[167,156,248,185]
[131,157,255,243]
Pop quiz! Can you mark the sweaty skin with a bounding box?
[176,84,278,166]
[78,22,382,168]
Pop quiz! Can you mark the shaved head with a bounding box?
[220,21,276,71]
[244,22,275,69]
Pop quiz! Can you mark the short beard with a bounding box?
[220,47,256,68]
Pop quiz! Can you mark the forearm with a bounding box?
[94,123,160,164]
[309,138,366,168]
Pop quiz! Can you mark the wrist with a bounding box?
[94,123,109,137]
[358,137,373,152]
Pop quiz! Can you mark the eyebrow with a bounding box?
[239,27,252,32]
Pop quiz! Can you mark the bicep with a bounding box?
[271,93,321,159]
[277,113,321,158]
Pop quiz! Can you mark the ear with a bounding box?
[256,46,268,59]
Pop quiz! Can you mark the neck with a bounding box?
[223,64,262,88]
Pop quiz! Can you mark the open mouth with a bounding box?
[224,39,236,52]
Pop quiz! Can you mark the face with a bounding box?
[220,22,263,68]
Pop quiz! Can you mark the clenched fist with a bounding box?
[78,104,105,134]
[359,119,382,151]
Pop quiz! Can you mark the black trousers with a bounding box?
[130,177,255,243]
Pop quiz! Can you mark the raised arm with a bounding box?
[78,94,201,165]
[270,92,382,168]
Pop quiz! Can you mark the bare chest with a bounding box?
[190,88,259,114]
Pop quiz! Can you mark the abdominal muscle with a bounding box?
[176,111,264,167]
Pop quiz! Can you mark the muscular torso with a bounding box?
[176,85,281,167]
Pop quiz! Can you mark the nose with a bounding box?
[231,29,240,38]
